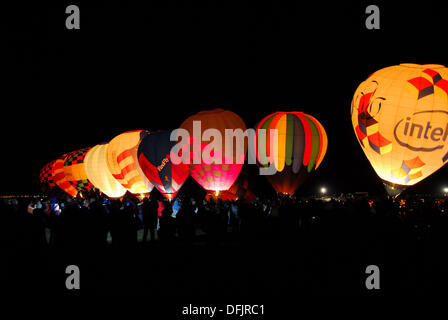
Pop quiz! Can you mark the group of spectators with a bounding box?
[1,192,448,251]
[4,192,448,293]
[1,193,252,249]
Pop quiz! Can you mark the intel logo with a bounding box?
[393,110,448,152]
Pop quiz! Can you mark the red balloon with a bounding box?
[180,108,247,192]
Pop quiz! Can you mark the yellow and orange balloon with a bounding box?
[351,63,448,196]
[84,143,127,198]
[105,130,154,195]
[41,130,155,198]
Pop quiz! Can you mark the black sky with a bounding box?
[3,1,448,196]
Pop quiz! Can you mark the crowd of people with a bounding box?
[1,192,261,249]
[3,192,448,294]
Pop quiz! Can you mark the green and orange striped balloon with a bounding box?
[255,111,328,195]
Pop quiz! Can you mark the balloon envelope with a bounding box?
[52,153,78,197]
[84,144,126,198]
[255,111,328,195]
[106,130,154,194]
[63,147,95,195]
[40,160,57,189]
[138,130,189,199]
[351,64,448,195]
[180,108,247,192]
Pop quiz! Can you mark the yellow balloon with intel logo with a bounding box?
[351,63,448,196]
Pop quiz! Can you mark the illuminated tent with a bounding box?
[137,130,189,200]
[255,111,328,195]
[84,143,126,198]
[105,130,154,194]
[351,63,448,196]
[52,153,78,197]
[63,147,96,195]
[179,108,247,193]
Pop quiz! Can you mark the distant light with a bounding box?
[443,187,448,193]
[320,187,327,194]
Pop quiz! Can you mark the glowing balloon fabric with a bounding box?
[63,147,95,194]
[137,131,189,199]
[84,144,126,198]
[105,130,153,194]
[39,160,57,189]
[180,108,247,192]
[52,154,78,197]
[255,111,328,195]
[351,63,448,195]
[40,160,68,196]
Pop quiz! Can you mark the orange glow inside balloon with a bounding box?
[351,63,448,189]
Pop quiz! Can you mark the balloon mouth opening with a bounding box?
[278,192,293,197]
[400,63,446,69]
[138,193,149,200]
[382,180,407,198]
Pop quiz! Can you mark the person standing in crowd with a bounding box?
[176,199,195,242]
[159,199,175,242]
[142,197,158,242]
[87,197,110,247]
[229,200,241,234]
[27,201,36,215]
[121,196,139,246]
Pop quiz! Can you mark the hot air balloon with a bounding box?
[255,111,328,195]
[105,130,154,194]
[63,147,96,196]
[351,63,448,196]
[179,108,247,194]
[40,160,57,190]
[40,160,67,196]
[84,143,127,198]
[52,153,78,197]
[137,131,189,200]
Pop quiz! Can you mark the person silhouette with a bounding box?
[142,198,158,242]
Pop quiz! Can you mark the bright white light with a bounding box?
[443,187,448,193]
[320,187,327,194]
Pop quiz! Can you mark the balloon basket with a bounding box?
[382,180,407,199]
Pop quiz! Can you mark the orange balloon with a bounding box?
[351,63,448,196]
[105,130,154,194]
[180,109,247,192]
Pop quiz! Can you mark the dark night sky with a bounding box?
[2,1,448,196]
